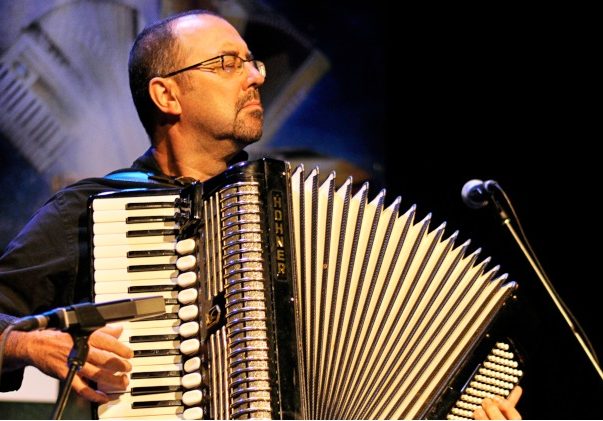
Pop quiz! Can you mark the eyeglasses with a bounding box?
[162,54,266,78]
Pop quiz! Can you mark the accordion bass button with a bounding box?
[178,272,197,288]
[180,321,200,337]
[178,288,198,304]
[184,356,201,373]
[179,305,199,321]
[176,238,196,255]
[182,389,203,406]
[177,255,197,271]
[183,406,204,420]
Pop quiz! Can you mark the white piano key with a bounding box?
[119,326,180,342]
[176,255,196,271]
[94,221,178,235]
[177,272,197,288]
[94,255,178,270]
[178,288,198,304]
[92,195,179,211]
[130,363,182,373]
[176,238,196,255]
[130,355,182,366]
[94,242,175,258]
[112,319,180,330]
[94,234,177,246]
[94,269,178,282]
[93,207,177,223]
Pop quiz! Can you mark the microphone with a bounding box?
[461,179,497,209]
[10,296,165,332]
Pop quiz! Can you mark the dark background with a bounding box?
[269,2,602,419]
[0,1,600,418]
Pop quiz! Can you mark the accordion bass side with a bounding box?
[89,158,523,420]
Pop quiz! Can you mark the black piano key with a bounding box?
[133,313,178,322]
[133,349,181,357]
[128,264,177,272]
[131,386,181,397]
[126,202,175,210]
[130,334,180,343]
[131,370,183,379]
[127,229,178,238]
[128,285,178,293]
[127,250,176,258]
[126,216,175,224]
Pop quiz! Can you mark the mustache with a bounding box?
[236,89,262,111]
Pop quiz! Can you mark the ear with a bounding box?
[149,77,182,116]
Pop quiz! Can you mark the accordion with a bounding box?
[89,158,523,420]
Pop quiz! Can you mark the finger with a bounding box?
[71,374,110,403]
[78,361,129,391]
[86,347,132,372]
[507,386,523,406]
[481,397,504,420]
[89,328,134,359]
[97,324,124,338]
[492,395,522,420]
[473,407,488,420]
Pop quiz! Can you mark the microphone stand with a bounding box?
[487,183,603,382]
[51,303,106,420]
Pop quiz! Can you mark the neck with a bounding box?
[151,134,244,182]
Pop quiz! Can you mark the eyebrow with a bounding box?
[218,49,254,60]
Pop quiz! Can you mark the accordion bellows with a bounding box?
[90,158,520,420]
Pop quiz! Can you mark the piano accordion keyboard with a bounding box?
[91,192,204,420]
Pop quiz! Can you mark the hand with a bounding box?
[473,386,523,420]
[4,324,133,403]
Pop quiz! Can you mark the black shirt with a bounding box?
[0,147,247,390]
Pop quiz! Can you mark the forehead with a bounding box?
[172,14,249,56]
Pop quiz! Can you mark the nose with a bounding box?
[244,62,265,88]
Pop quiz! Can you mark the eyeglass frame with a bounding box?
[161,54,266,78]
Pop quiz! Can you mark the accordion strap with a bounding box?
[104,169,195,186]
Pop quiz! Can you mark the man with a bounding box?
[0,9,521,419]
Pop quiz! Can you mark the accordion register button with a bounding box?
[178,288,198,304]
[177,272,197,288]
[182,372,202,388]
[176,238,196,255]
[177,255,197,271]
[184,356,201,373]
[179,321,199,337]
[183,406,204,420]
[179,305,198,321]
[182,389,203,406]
[180,338,200,355]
